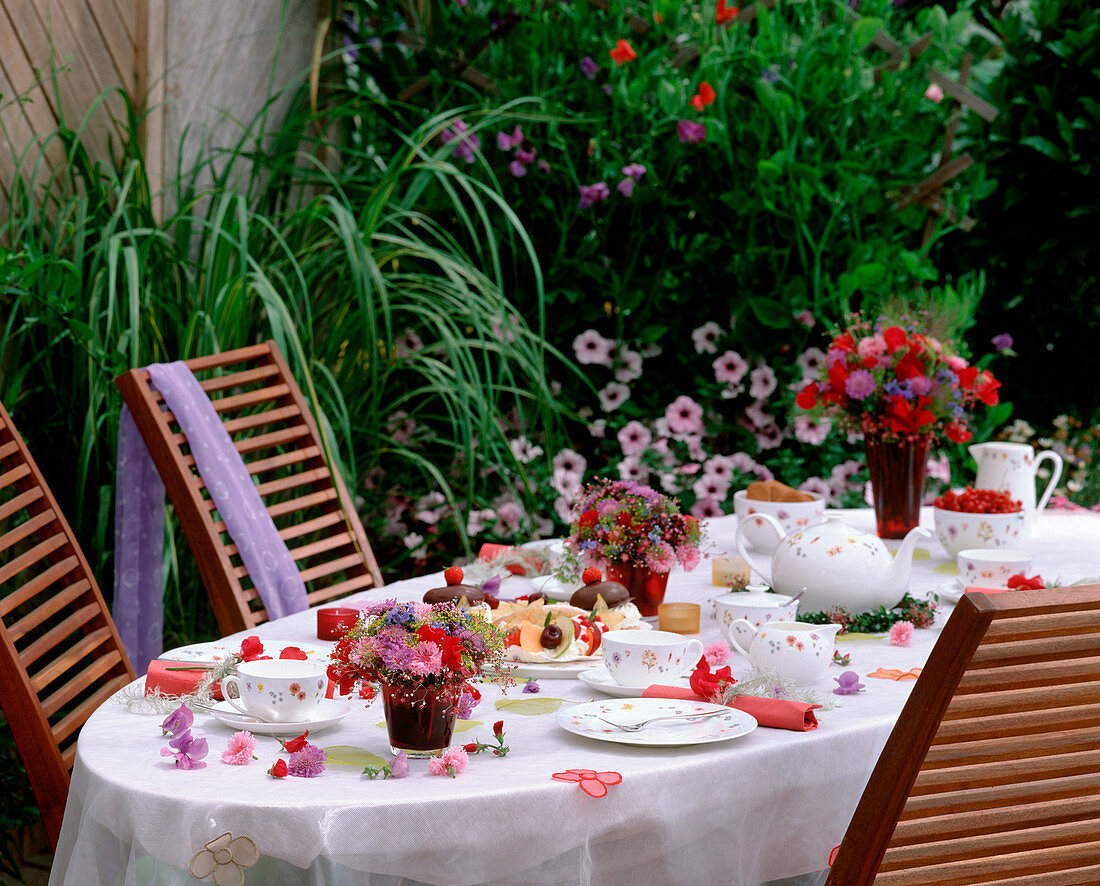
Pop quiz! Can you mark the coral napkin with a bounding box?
[145,660,223,700]
[642,685,821,731]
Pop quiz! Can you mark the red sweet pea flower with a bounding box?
[945,420,972,444]
[795,383,819,410]
[269,759,288,778]
[493,720,505,737]
[417,624,447,645]
[956,365,979,391]
[715,0,739,23]
[894,350,926,381]
[831,332,857,353]
[1007,573,1044,590]
[609,39,637,65]
[279,647,308,660]
[689,658,734,700]
[281,731,310,753]
[882,326,908,354]
[552,768,623,798]
[239,636,264,661]
[975,371,1001,406]
[690,82,716,112]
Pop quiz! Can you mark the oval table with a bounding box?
[47,509,1100,886]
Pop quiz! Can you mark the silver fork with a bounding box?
[591,709,727,732]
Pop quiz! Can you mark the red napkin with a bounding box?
[145,660,223,700]
[964,585,1012,595]
[642,685,821,731]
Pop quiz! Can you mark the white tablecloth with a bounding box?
[48,509,1100,886]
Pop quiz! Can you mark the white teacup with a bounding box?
[222,659,327,722]
[601,630,704,688]
[733,490,826,553]
[958,549,1033,590]
[713,590,800,644]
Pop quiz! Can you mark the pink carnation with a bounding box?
[429,745,469,777]
[408,642,443,676]
[888,621,914,647]
[703,643,729,667]
[220,731,257,766]
[856,335,887,360]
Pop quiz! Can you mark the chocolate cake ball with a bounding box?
[424,566,485,606]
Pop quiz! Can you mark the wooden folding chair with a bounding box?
[114,341,384,636]
[0,401,135,848]
[827,586,1100,885]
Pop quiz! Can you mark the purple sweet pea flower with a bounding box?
[496,125,525,151]
[622,163,647,180]
[390,750,410,778]
[538,160,550,173]
[515,143,537,164]
[833,671,865,695]
[580,55,601,80]
[992,333,1013,351]
[522,680,541,694]
[761,64,780,83]
[161,729,209,770]
[676,119,707,144]
[161,703,194,736]
[577,181,610,210]
[509,160,527,178]
[616,177,636,197]
[441,119,480,164]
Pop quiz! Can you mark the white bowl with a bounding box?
[713,591,800,647]
[934,506,1026,557]
[733,490,826,553]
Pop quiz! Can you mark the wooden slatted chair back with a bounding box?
[0,401,135,848]
[114,342,383,636]
[827,586,1100,885]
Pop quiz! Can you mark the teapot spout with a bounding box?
[883,525,932,599]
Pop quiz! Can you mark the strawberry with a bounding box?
[444,565,464,585]
[581,566,603,585]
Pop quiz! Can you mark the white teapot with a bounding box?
[727,621,841,684]
[735,515,930,614]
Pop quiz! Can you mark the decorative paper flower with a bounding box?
[188,832,259,886]
[288,744,326,778]
[221,731,257,766]
[161,703,194,736]
[161,729,209,770]
[888,621,915,647]
[833,671,865,695]
[428,746,469,777]
[552,768,623,798]
[703,643,729,667]
[268,759,288,778]
[866,667,922,681]
[523,680,541,694]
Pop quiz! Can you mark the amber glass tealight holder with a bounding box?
[657,602,701,634]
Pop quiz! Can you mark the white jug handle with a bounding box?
[1033,450,1064,519]
[728,618,758,659]
[735,514,781,586]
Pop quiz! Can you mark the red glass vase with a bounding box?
[607,563,671,617]
[863,431,931,539]
[381,680,461,758]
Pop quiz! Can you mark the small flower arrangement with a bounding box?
[562,478,705,574]
[795,311,1001,443]
[327,599,506,693]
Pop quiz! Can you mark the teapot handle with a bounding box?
[1033,450,1064,520]
[727,618,758,659]
[735,514,781,587]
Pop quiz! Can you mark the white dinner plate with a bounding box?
[557,698,757,747]
[161,640,334,666]
[205,699,350,735]
[577,667,692,698]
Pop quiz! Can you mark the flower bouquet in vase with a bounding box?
[562,479,705,616]
[328,600,505,757]
[795,311,1002,538]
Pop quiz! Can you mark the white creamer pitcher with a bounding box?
[969,442,1063,537]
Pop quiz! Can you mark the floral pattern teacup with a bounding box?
[958,548,1033,590]
[600,630,704,688]
[222,660,327,722]
[733,490,826,553]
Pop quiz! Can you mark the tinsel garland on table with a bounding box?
[114,656,242,715]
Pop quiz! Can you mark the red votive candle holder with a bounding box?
[317,607,360,640]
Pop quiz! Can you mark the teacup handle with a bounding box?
[735,515,780,586]
[727,618,758,659]
[681,639,705,674]
[220,675,251,717]
[1034,450,1064,519]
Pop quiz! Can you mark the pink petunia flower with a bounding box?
[713,350,749,385]
[665,395,704,434]
[598,382,630,412]
[615,349,643,382]
[617,457,648,482]
[617,421,652,457]
[748,364,778,399]
[573,329,615,366]
[796,347,826,380]
[692,473,730,502]
[221,731,257,766]
[691,497,723,519]
[793,415,831,446]
[692,321,723,354]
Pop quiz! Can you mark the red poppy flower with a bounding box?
[715,0,739,24]
[552,768,623,798]
[609,39,636,65]
[690,82,716,112]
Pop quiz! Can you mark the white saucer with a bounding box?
[161,640,335,666]
[557,698,757,747]
[206,699,350,735]
[934,579,965,603]
[577,667,691,698]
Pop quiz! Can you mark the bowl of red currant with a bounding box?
[932,488,1026,557]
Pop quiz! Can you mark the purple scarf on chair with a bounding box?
[114,362,309,671]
